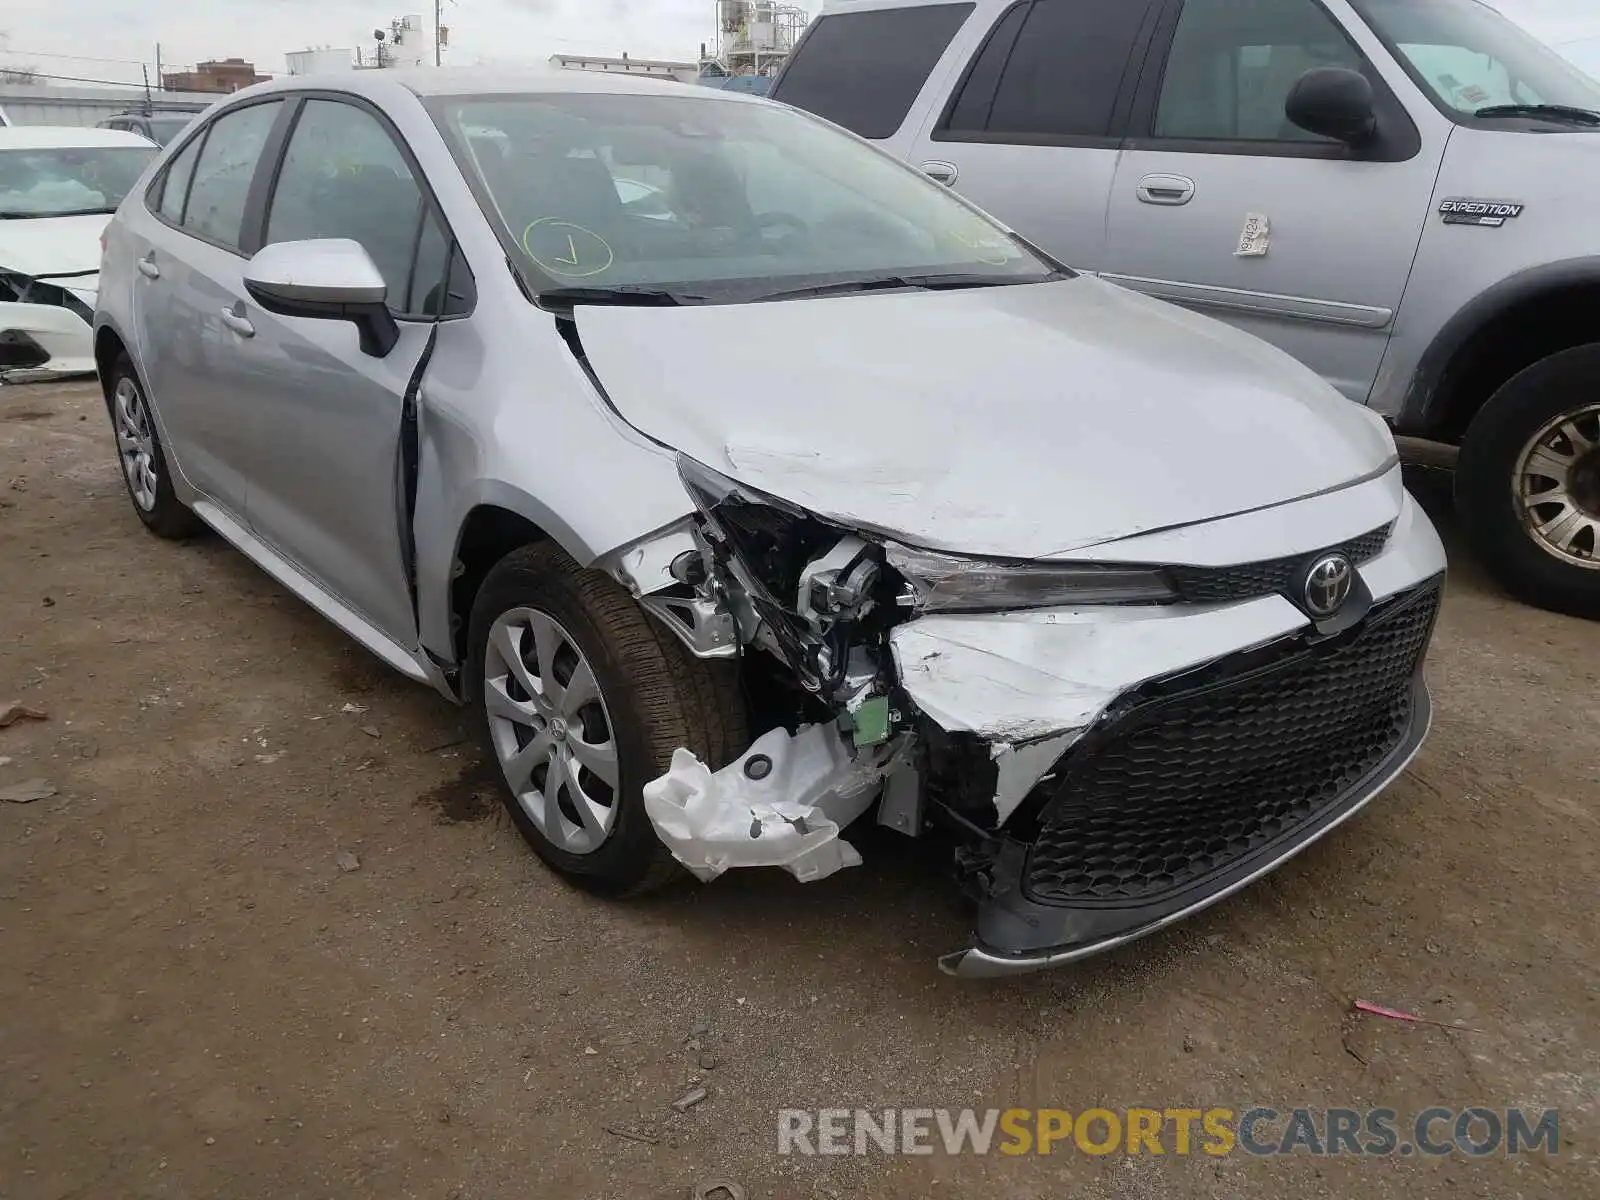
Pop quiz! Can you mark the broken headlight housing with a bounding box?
[884,544,1177,613]
[679,454,1177,652]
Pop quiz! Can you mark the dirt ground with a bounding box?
[1,379,1596,1200]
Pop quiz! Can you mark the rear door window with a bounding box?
[156,133,203,222]
[771,3,975,139]
[944,0,1156,140]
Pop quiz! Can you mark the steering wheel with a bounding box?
[756,211,809,250]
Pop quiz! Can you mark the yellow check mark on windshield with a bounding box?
[555,234,580,266]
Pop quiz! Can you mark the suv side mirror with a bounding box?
[1285,66,1378,146]
[243,238,399,357]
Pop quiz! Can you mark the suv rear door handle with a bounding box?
[220,304,255,338]
[1137,173,1196,206]
[921,160,959,186]
[137,254,160,279]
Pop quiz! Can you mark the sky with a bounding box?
[0,0,1597,87]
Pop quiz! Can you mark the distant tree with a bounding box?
[0,65,40,85]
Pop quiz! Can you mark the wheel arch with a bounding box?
[93,323,130,407]
[436,489,602,680]
[1401,259,1600,444]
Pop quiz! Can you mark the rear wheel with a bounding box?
[1457,344,1600,619]
[467,542,747,895]
[107,354,202,540]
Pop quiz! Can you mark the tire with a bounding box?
[1456,345,1600,620]
[466,541,748,896]
[106,353,203,540]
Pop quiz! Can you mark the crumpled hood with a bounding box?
[0,213,108,280]
[575,276,1396,559]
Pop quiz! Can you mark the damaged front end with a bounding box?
[615,458,1440,980]
[0,269,97,381]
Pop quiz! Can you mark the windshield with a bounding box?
[0,146,156,218]
[149,117,194,145]
[1353,0,1600,117]
[430,93,1060,301]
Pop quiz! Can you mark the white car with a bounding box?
[0,126,157,379]
[95,70,1447,976]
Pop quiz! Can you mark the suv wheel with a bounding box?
[107,354,203,539]
[1457,344,1600,619]
[466,542,748,895]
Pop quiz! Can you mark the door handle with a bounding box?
[220,305,255,338]
[921,160,959,187]
[1137,173,1196,206]
[137,254,160,279]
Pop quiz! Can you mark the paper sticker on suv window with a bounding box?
[1235,213,1270,258]
[1439,198,1524,228]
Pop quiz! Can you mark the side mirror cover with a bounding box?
[243,238,399,357]
[1285,66,1379,146]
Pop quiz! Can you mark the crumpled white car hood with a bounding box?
[576,276,1396,560]
[0,213,108,278]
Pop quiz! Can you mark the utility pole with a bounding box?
[434,0,443,66]
[154,42,162,91]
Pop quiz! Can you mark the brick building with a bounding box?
[161,58,270,94]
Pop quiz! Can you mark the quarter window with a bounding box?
[264,99,435,313]
[771,4,974,140]
[1154,0,1365,142]
[183,101,282,248]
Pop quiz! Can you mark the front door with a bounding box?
[1104,0,1447,402]
[903,0,1164,274]
[239,96,463,645]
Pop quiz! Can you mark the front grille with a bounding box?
[1168,526,1390,604]
[1024,583,1439,906]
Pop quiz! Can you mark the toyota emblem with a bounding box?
[1303,553,1354,617]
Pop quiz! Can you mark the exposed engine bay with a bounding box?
[603,451,1440,978]
[618,455,1096,896]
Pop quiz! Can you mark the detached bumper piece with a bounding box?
[942,581,1441,978]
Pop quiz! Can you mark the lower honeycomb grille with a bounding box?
[1023,583,1440,906]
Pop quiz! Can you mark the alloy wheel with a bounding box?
[113,376,159,512]
[482,608,621,855]
[1515,402,1600,570]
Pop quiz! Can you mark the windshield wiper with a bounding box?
[755,272,1045,302]
[1474,103,1600,126]
[0,206,118,219]
[537,285,699,308]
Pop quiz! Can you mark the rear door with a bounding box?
[900,0,1163,272]
[1102,0,1446,402]
[133,98,289,517]
[239,94,471,645]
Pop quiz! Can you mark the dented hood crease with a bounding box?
[575,277,1395,559]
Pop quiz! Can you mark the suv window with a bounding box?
[264,98,461,316]
[771,4,974,140]
[1154,0,1364,142]
[157,133,203,223]
[183,101,282,248]
[944,0,1155,140]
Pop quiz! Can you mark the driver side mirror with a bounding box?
[1285,66,1378,146]
[243,239,400,358]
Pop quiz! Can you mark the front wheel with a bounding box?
[1457,345,1600,619]
[466,542,748,895]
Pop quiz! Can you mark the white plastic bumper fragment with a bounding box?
[0,300,96,377]
[643,723,896,883]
